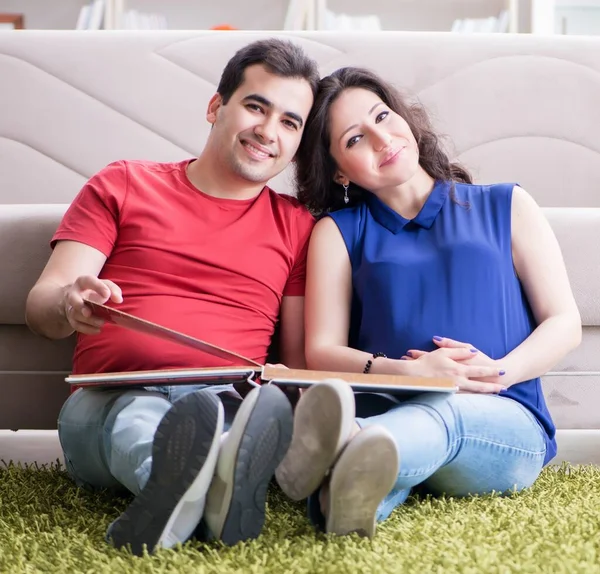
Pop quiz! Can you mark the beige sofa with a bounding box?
[1,30,599,464]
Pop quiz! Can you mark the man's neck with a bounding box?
[186,154,266,200]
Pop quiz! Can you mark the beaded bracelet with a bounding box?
[363,352,387,374]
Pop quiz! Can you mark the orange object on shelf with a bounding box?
[210,24,238,30]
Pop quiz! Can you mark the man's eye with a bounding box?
[283,120,298,130]
[346,135,361,148]
[247,104,263,113]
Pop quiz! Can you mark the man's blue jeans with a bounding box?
[57,384,243,496]
[309,391,547,525]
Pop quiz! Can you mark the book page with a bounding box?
[84,300,262,367]
[262,365,457,392]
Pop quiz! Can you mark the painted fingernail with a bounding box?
[470,348,478,353]
[499,370,506,376]
[501,387,508,391]
[406,351,413,357]
[433,336,443,341]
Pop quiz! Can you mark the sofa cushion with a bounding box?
[543,208,600,327]
[0,205,67,324]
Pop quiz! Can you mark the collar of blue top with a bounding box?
[367,179,450,233]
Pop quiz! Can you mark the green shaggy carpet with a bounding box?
[1,462,600,573]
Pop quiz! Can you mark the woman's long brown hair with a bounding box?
[295,67,472,215]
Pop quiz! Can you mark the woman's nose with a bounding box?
[370,128,391,151]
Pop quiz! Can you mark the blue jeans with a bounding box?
[309,392,546,526]
[57,384,243,496]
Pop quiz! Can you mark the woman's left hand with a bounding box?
[403,336,508,386]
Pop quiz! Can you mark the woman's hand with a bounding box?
[402,342,507,394]
[405,337,504,372]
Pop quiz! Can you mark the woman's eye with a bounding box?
[375,111,389,123]
[346,135,361,148]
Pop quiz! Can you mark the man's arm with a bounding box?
[25,240,121,340]
[278,295,306,369]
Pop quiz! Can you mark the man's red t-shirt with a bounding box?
[52,159,315,374]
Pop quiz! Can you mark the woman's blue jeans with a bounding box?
[309,392,546,526]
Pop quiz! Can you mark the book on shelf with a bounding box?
[65,300,458,395]
[75,0,168,30]
[451,10,511,33]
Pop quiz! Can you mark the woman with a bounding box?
[275,67,581,538]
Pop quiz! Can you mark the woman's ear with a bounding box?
[333,171,349,187]
[206,93,223,125]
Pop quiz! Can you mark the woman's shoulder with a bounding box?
[451,181,519,209]
[314,203,370,252]
[328,202,369,217]
[323,202,369,225]
[453,181,518,196]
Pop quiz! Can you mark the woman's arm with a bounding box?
[305,217,504,392]
[500,185,582,386]
[304,217,387,372]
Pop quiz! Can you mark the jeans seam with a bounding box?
[396,435,544,480]
[461,435,546,457]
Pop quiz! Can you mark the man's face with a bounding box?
[207,64,314,184]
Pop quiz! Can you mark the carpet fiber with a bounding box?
[1,462,600,573]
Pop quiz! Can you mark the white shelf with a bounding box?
[67,0,530,33]
[284,0,519,32]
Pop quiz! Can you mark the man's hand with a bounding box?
[402,344,507,394]
[63,276,123,335]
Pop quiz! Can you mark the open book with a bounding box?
[65,301,457,394]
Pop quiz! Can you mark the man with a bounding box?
[25,38,318,555]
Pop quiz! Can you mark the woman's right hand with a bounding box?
[404,347,506,394]
[63,275,123,335]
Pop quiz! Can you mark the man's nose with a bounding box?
[254,116,277,142]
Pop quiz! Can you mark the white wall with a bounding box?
[0,0,84,30]
[531,0,554,33]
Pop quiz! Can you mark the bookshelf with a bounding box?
[284,0,522,32]
[72,0,524,32]
[66,0,600,34]
[76,0,167,30]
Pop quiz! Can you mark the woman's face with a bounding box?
[327,87,420,193]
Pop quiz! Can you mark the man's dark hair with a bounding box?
[217,38,320,104]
